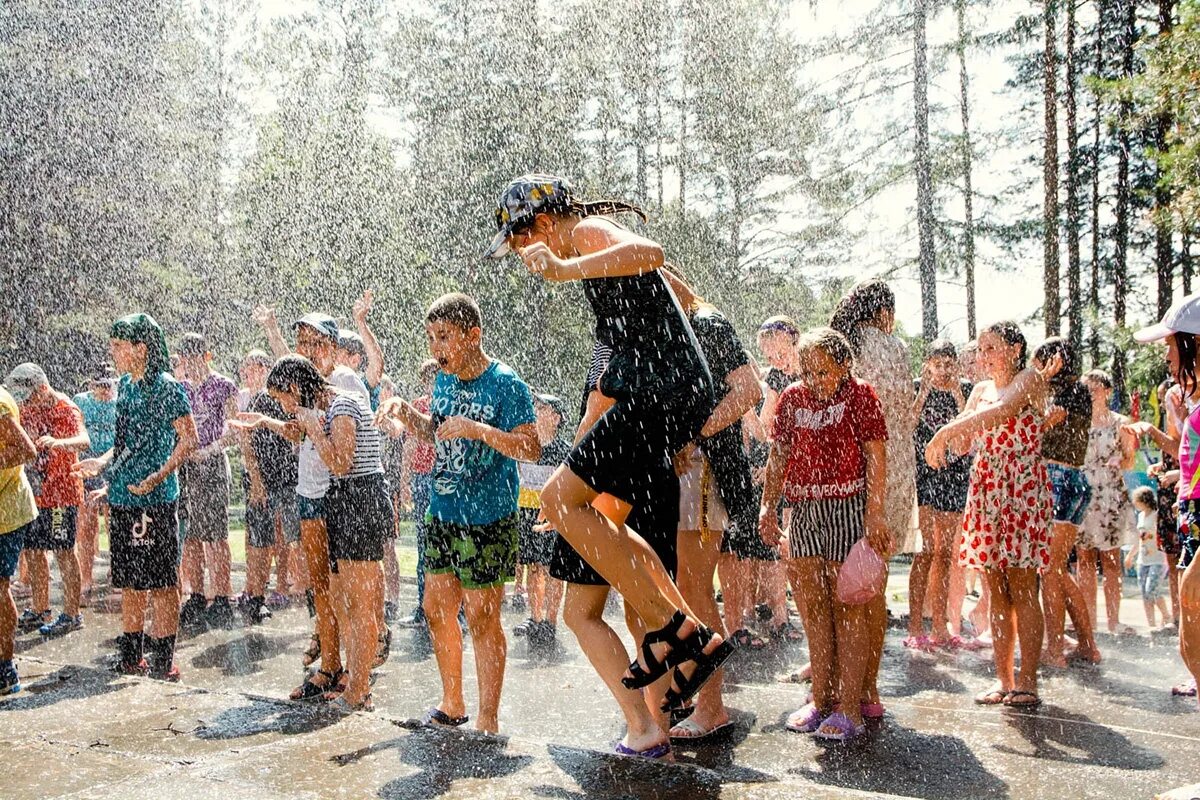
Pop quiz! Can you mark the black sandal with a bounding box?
[622,611,695,690]
[290,667,342,702]
[730,628,768,650]
[661,629,735,712]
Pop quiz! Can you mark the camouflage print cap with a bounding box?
[483,174,574,259]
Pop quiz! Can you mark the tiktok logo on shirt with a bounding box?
[793,402,847,429]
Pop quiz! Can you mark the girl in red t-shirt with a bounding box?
[760,327,889,741]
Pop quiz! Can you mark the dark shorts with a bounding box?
[518,507,555,566]
[788,494,865,563]
[0,531,23,579]
[325,474,392,569]
[425,512,518,590]
[298,494,325,521]
[1047,463,1092,526]
[110,502,180,590]
[83,477,106,493]
[550,467,681,586]
[916,463,971,514]
[245,488,301,548]
[179,452,230,542]
[1180,498,1200,569]
[19,506,78,551]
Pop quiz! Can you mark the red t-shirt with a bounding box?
[773,377,887,501]
[21,394,85,508]
[409,395,435,475]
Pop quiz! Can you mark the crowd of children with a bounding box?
[0,173,1197,758]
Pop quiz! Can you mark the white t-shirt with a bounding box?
[297,367,369,500]
[1135,509,1167,568]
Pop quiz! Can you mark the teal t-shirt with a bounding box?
[73,391,117,458]
[429,361,536,525]
[106,372,192,508]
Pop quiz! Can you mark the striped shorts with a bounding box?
[788,493,866,563]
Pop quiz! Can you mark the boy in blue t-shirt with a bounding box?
[378,293,537,735]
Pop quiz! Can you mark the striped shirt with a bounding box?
[324,392,383,478]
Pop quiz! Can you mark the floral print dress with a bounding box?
[959,406,1053,572]
[1077,413,1134,551]
[854,326,917,552]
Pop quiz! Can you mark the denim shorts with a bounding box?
[0,531,24,579]
[1047,463,1092,526]
[246,488,301,548]
[1138,563,1166,600]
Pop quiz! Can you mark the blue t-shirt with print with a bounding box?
[73,392,117,458]
[429,361,535,526]
[106,372,192,508]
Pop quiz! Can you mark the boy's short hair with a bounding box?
[426,293,482,332]
[926,339,957,361]
[1133,486,1156,508]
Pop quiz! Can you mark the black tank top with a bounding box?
[583,270,712,403]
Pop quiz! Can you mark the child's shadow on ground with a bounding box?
[997,706,1166,770]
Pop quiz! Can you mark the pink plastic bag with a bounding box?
[837,538,886,605]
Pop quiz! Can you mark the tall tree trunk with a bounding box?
[1155,0,1176,315]
[1089,0,1105,367]
[1043,0,1061,336]
[1184,230,1194,294]
[914,0,938,339]
[955,0,977,339]
[1113,0,1136,402]
[1065,0,1083,351]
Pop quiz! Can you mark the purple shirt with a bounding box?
[186,373,238,448]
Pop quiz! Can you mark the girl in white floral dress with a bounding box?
[1077,370,1137,634]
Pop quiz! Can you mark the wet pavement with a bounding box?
[3,562,1198,799]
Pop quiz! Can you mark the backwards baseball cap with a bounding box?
[1134,292,1200,343]
[533,392,565,416]
[292,312,339,342]
[178,332,208,357]
[5,363,49,403]
[337,329,366,356]
[483,174,575,259]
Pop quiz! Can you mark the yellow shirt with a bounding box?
[0,387,38,535]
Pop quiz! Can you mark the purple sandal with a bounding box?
[785,702,827,733]
[614,740,672,760]
[813,711,865,741]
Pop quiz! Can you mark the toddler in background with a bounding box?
[1126,486,1171,630]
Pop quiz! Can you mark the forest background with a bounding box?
[5,0,1200,408]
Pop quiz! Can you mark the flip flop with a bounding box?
[974,686,1009,705]
[902,635,933,651]
[614,740,672,760]
[422,707,469,727]
[860,701,885,720]
[813,711,865,741]
[1171,677,1197,697]
[668,716,734,742]
[785,702,828,734]
[1005,690,1041,709]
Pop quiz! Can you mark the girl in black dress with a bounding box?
[486,174,732,756]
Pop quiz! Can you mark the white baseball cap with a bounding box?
[1134,292,1200,343]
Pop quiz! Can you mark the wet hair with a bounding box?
[984,321,1028,371]
[926,339,957,361]
[757,315,800,343]
[242,349,272,368]
[1132,486,1156,509]
[266,355,330,409]
[1033,336,1080,390]
[426,293,482,332]
[797,326,854,367]
[1172,332,1199,394]
[1083,369,1113,390]
[418,358,439,384]
[829,279,895,354]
